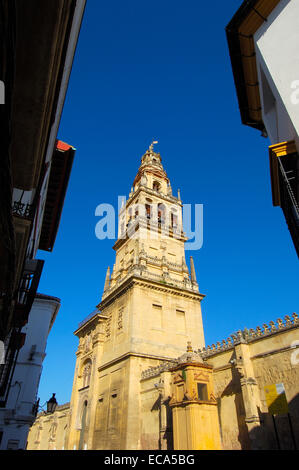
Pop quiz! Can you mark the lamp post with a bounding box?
[46,393,57,414]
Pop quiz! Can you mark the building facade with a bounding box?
[0,294,60,450]
[226,0,299,256]
[27,146,299,451]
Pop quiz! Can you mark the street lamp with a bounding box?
[46,393,57,414]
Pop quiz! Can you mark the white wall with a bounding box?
[0,296,60,450]
[254,0,299,149]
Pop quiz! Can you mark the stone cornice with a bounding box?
[74,313,108,336]
[98,274,205,311]
[169,399,218,408]
[170,362,213,372]
[133,167,169,188]
[127,278,202,300]
[97,351,176,373]
[251,343,299,361]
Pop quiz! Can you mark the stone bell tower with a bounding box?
[67,143,205,450]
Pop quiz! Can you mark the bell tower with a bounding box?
[68,143,205,450]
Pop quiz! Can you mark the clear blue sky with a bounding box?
[36,0,298,408]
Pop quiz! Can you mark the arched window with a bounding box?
[145,204,151,219]
[158,203,166,226]
[145,199,153,221]
[153,181,160,192]
[134,202,139,218]
[127,208,134,227]
[171,211,178,229]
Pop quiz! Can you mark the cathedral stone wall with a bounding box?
[205,318,299,450]
[140,375,161,450]
[212,363,248,450]
[26,318,299,450]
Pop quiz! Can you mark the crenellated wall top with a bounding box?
[200,313,299,358]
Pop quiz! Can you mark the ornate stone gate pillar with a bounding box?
[169,346,222,450]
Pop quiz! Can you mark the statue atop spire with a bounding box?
[149,140,158,154]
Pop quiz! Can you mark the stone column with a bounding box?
[234,341,266,449]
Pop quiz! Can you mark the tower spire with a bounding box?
[103,266,110,292]
[190,256,197,284]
